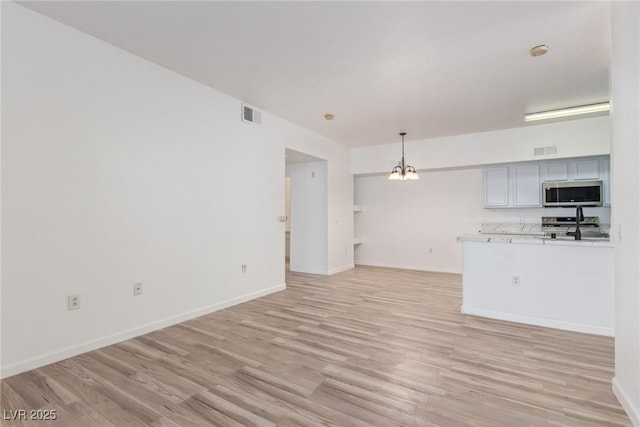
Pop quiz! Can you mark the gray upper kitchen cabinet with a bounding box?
[542,158,601,181]
[511,164,541,206]
[542,162,569,181]
[601,158,611,206]
[572,159,600,180]
[483,167,509,206]
[483,164,540,208]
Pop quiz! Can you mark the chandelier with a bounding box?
[389,132,419,180]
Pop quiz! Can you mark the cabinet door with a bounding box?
[513,165,541,206]
[542,162,568,181]
[484,167,509,207]
[573,160,599,180]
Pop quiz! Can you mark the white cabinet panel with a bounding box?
[573,160,600,180]
[461,240,614,335]
[513,165,541,206]
[543,162,568,181]
[483,167,509,207]
[601,159,611,206]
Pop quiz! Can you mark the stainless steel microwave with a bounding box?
[542,180,603,207]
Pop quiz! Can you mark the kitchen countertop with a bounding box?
[457,233,613,248]
[479,222,545,235]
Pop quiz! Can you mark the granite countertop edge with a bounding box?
[457,233,613,248]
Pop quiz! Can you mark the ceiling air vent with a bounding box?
[242,104,262,125]
[533,145,558,156]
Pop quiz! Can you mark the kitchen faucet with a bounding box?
[569,205,584,240]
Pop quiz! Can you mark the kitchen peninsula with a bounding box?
[459,229,614,336]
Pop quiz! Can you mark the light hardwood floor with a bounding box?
[1,266,631,426]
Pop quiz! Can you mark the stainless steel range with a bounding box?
[541,216,608,239]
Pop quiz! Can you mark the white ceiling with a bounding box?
[19,1,611,147]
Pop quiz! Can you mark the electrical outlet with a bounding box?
[68,295,80,311]
[511,276,520,287]
[133,282,143,296]
[242,264,247,273]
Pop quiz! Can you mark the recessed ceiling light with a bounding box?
[530,44,549,57]
[324,113,335,121]
[524,102,610,122]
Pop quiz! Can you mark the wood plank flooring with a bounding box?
[1,266,631,426]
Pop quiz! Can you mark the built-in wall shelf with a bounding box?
[354,205,364,246]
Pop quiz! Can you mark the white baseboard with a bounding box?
[1,283,286,379]
[461,306,614,337]
[327,264,354,275]
[613,377,640,426]
[289,267,327,275]
[354,261,461,275]
[288,264,354,276]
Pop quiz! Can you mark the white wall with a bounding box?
[354,168,611,274]
[611,2,640,426]
[286,161,328,275]
[355,170,480,273]
[326,153,355,275]
[351,116,610,175]
[1,3,353,377]
[282,158,353,275]
[285,177,291,233]
[0,0,4,374]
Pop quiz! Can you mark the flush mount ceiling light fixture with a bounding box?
[529,44,549,57]
[389,132,419,181]
[524,102,610,122]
